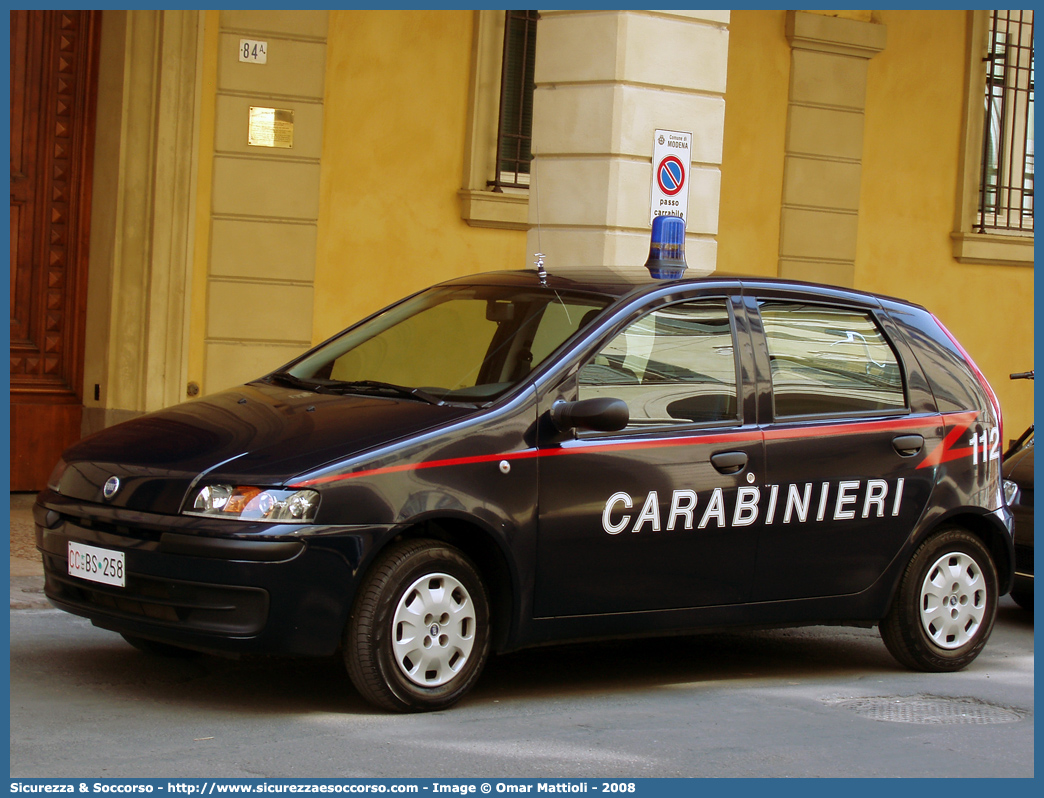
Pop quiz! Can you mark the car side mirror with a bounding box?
[550,397,629,433]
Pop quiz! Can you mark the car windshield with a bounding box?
[274,284,610,404]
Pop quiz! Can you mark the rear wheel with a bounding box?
[345,539,490,712]
[881,527,998,671]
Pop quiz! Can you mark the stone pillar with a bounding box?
[203,10,328,393]
[83,10,203,434]
[526,10,729,277]
[778,11,886,286]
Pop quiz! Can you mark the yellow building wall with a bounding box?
[313,10,527,343]
[717,9,790,279]
[188,10,330,396]
[720,10,1033,436]
[187,10,1030,430]
[857,10,1033,436]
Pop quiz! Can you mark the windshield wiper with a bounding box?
[328,380,446,406]
[268,372,448,405]
[267,371,328,392]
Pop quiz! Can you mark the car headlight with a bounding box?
[186,484,320,523]
[1003,479,1020,507]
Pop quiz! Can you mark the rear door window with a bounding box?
[759,302,906,418]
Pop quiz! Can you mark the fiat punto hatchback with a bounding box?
[36,268,1014,711]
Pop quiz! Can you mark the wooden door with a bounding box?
[10,10,100,490]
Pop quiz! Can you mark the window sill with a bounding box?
[952,231,1034,266]
[459,189,529,230]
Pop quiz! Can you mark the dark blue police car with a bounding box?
[36,237,1014,712]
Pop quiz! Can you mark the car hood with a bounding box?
[54,381,476,513]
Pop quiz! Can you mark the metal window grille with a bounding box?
[490,10,537,191]
[978,10,1034,233]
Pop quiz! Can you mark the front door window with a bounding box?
[578,299,739,428]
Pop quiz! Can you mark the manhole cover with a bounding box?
[827,695,1027,725]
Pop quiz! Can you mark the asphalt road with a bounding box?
[9,598,1034,779]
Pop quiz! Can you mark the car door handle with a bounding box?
[892,434,924,456]
[711,450,748,474]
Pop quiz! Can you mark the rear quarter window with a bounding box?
[883,305,988,415]
[759,301,906,418]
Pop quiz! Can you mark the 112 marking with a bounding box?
[969,426,1000,465]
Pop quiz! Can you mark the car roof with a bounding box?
[438,268,922,310]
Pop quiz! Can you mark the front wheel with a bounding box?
[880,527,998,672]
[345,539,491,712]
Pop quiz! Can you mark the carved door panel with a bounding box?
[10,10,100,490]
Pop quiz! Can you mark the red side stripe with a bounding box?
[291,412,971,488]
[916,410,978,469]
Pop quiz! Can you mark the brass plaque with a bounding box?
[248,107,294,149]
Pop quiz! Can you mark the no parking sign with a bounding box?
[650,129,692,224]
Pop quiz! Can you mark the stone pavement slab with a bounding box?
[11,556,49,610]
[10,492,49,609]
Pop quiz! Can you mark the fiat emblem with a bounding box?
[102,476,121,500]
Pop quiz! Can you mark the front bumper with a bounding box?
[34,490,381,657]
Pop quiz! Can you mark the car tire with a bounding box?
[120,633,199,658]
[880,527,998,672]
[345,539,491,712]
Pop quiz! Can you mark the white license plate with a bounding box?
[68,541,126,588]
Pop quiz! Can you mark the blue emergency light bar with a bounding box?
[644,215,688,279]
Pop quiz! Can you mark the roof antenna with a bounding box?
[534,252,548,286]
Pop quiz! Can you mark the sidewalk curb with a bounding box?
[10,557,49,610]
